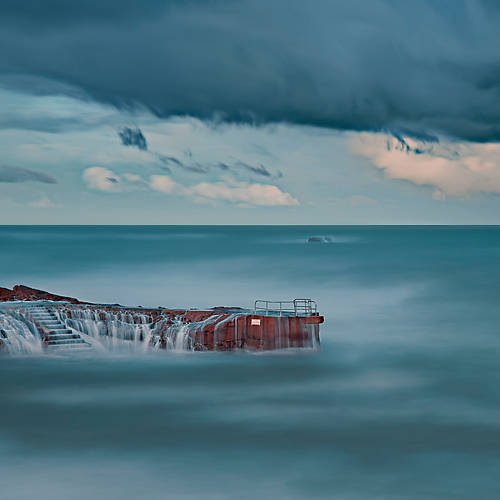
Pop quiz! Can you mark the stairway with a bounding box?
[25,306,91,352]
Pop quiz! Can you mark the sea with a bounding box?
[1,225,499,499]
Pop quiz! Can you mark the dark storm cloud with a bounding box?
[155,153,207,173]
[0,166,57,184]
[118,127,147,150]
[235,161,271,177]
[391,135,424,155]
[0,115,85,133]
[0,112,108,133]
[6,0,497,141]
[186,163,209,174]
[156,154,183,167]
[155,151,275,177]
[116,120,281,178]
[0,0,170,26]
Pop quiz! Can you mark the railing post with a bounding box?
[253,298,317,317]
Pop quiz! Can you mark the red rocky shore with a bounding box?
[0,285,85,304]
[1,285,323,351]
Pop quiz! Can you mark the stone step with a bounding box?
[22,307,93,352]
[48,345,92,352]
[48,342,91,349]
[46,339,87,345]
[45,334,81,341]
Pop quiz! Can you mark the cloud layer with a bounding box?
[82,166,121,192]
[353,134,500,197]
[29,195,58,208]
[83,167,298,206]
[186,179,299,206]
[1,1,500,141]
[0,166,57,184]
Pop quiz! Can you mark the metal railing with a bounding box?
[254,299,318,317]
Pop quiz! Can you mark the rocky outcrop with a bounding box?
[1,285,324,351]
[0,285,85,304]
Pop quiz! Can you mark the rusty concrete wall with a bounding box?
[53,304,323,351]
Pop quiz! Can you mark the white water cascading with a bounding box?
[152,314,226,351]
[0,310,43,355]
[54,306,223,353]
[0,304,202,354]
[0,304,249,355]
[54,307,155,352]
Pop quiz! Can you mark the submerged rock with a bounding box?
[307,236,332,243]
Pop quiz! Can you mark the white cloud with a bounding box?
[29,195,58,209]
[186,179,299,206]
[432,190,447,201]
[352,133,500,197]
[82,168,297,207]
[83,166,122,192]
[350,194,377,207]
[123,173,150,189]
[150,175,177,194]
[123,173,143,183]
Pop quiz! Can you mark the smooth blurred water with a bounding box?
[1,225,500,499]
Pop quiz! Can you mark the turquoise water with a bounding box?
[1,226,500,499]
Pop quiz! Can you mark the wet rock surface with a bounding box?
[1,285,323,352]
[0,285,85,304]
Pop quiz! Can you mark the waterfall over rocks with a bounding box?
[0,299,321,355]
[0,310,42,355]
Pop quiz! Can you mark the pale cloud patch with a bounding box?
[149,175,177,194]
[0,165,56,184]
[123,173,149,189]
[432,190,447,201]
[83,166,122,192]
[123,173,143,183]
[186,178,299,207]
[29,195,58,209]
[83,167,297,207]
[350,195,377,207]
[352,133,500,197]
[83,168,151,192]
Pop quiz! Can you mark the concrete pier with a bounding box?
[1,286,324,352]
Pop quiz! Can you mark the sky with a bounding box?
[1,0,500,224]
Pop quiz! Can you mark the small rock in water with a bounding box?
[307,236,332,243]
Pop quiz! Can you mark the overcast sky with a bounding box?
[1,0,500,224]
